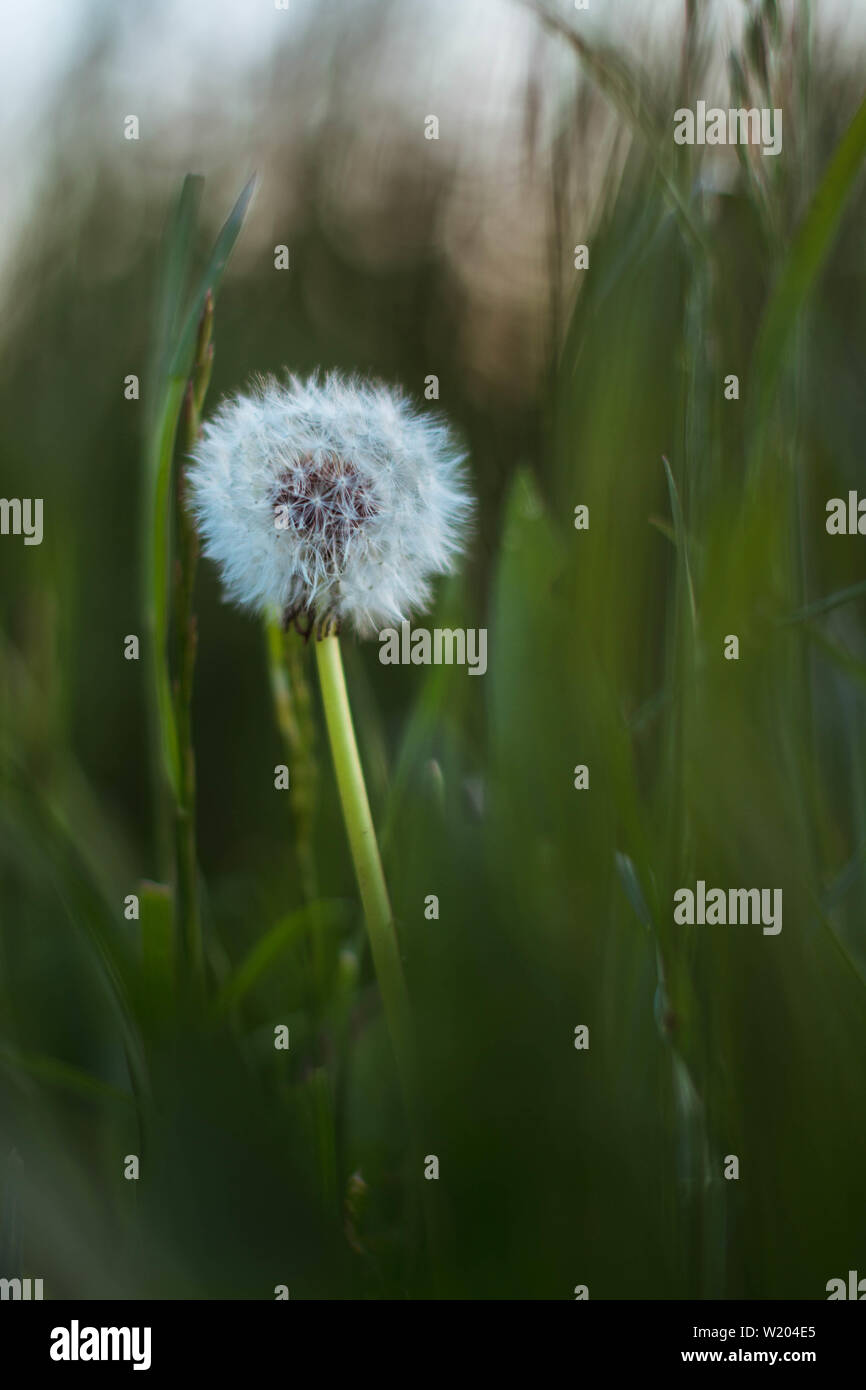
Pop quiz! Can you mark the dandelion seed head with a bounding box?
[187,371,474,636]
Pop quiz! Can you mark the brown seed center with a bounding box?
[272,453,377,554]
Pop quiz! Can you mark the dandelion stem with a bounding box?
[314,632,415,1105]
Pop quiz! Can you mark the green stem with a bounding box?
[314,632,414,1106]
[172,381,204,991]
[265,618,319,908]
[143,375,185,858]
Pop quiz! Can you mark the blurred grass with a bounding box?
[1,2,866,1299]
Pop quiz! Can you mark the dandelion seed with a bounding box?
[186,370,474,636]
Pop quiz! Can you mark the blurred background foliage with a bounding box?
[1,0,866,1298]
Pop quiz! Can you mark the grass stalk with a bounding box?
[143,175,255,996]
[170,294,213,992]
[265,618,319,907]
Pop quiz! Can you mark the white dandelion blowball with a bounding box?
[186,371,474,637]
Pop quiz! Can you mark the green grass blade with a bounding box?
[137,881,175,1031]
[168,174,257,382]
[143,175,257,828]
[216,900,349,1015]
[749,92,866,446]
[147,174,203,431]
[662,454,697,634]
[782,578,866,624]
[0,1046,133,1108]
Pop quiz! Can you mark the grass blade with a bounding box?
[749,92,866,449]
[168,174,257,383]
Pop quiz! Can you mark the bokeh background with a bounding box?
[1,0,866,1298]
